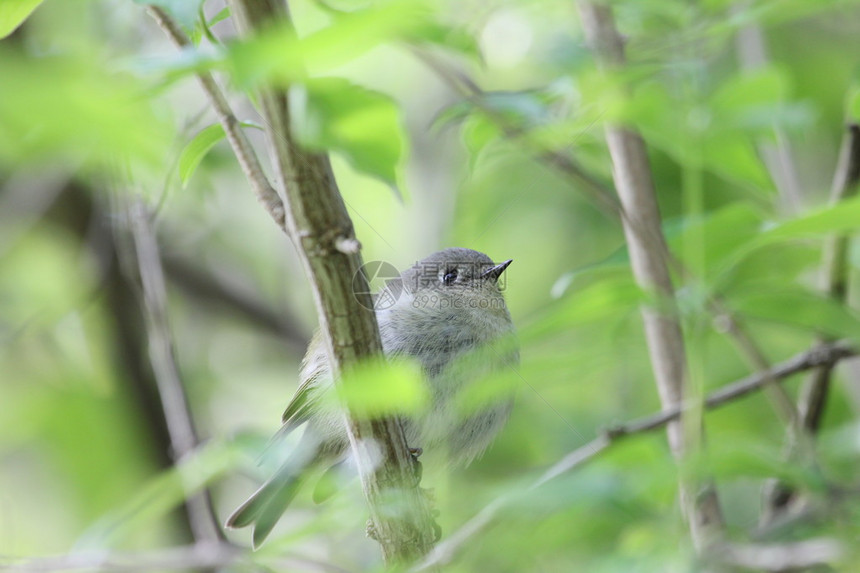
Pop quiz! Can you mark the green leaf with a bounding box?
[337,358,428,418]
[525,275,644,342]
[760,195,860,241]
[730,286,860,340]
[699,197,860,290]
[413,20,480,59]
[227,4,421,88]
[708,435,824,488]
[226,2,476,89]
[710,67,788,113]
[709,67,814,134]
[178,123,226,187]
[666,203,764,278]
[0,51,168,167]
[462,115,502,169]
[431,100,473,131]
[551,248,630,299]
[0,230,95,324]
[701,134,772,190]
[77,440,242,548]
[207,5,231,27]
[628,81,773,192]
[849,87,860,123]
[291,77,405,187]
[0,0,44,39]
[717,241,819,297]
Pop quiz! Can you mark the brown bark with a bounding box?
[224,0,437,564]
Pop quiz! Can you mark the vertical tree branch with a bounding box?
[763,123,860,521]
[576,1,725,550]
[734,2,804,214]
[224,0,437,565]
[799,124,860,429]
[41,181,197,540]
[125,195,223,545]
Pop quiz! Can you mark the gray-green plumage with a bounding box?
[226,248,518,547]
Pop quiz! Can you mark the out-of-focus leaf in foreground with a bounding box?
[0,50,168,168]
[291,77,406,189]
[711,195,860,278]
[337,358,428,419]
[0,0,44,39]
[667,202,764,279]
[760,195,860,241]
[76,439,243,549]
[524,275,643,342]
[226,1,475,89]
[730,285,860,341]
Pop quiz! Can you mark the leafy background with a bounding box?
[3,0,860,571]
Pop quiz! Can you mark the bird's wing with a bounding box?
[281,331,329,432]
[280,372,319,430]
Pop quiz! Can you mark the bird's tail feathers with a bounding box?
[226,434,322,548]
[225,465,305,548]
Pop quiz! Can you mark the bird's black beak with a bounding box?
[481,259,513,282]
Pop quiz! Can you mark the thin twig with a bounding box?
[146,6,286,233]
[413,340,855,570]
[127,196,223,544]
[713,310,804,435]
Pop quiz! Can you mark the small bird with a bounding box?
[226,248,518,547]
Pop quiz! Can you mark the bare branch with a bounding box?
[763,123,860,521]
[146,6,286,233]
[799,123,860,432]
[126,196,222,544]
[713,311,804,437]
[576,1,724,550]
[415,341,855,570]
[712,538,845,572]
[161,253,309,354]
[734,2,804,214]
[225,0,437,564]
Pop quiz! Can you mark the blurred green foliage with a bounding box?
[3,0,860,571]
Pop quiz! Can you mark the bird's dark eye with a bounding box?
[442,268,458,285]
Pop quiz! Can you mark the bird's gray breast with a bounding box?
[378,303,504,377]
